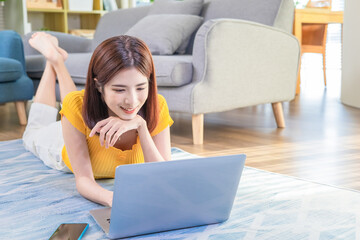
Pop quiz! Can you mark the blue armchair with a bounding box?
[0,30,34,125]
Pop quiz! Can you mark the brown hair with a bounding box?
[82,35,158,132]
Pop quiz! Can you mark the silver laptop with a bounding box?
[90,154,246,239]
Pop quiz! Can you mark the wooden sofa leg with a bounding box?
[15,101,27,125]
[192,114,204,145]
[271,102,285,128]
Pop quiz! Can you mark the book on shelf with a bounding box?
[306,0,331,8]
[26,0,62,9]
[103,0,118,11]
[69,29,95,39]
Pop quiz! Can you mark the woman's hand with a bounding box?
[89,116,146,148]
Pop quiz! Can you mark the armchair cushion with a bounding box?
[126,14,203,55]
[0,58,22,83]
[153,55,193,87]
[0,75,34,104]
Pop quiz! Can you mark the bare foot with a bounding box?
[29,32,65,63]
[45,34,68,61]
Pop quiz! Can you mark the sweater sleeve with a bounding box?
[151,94,174,137]
[59,90,87,135]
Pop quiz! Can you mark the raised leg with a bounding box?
[52,59,77,103]
[15,101,27,125]
[29,32,76,104]
[271,102,285,128]
[192,114,204,145]
[33,61,57,107]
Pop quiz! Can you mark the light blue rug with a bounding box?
[1,139,360,239]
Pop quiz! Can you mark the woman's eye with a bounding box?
[113,89,125,92]
[137,88,145,91]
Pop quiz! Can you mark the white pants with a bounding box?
[22,103,70,172]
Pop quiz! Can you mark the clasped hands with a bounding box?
[89,115,146,148]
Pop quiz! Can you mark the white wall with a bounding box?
[341,0,360,108]
[0,4,4,30]
[3,0,30,34]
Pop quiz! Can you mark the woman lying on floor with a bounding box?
[22,32,173,207]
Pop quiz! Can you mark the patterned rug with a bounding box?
[0,139,359,239]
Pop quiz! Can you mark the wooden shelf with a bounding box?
[26,0,106,34]
[67,10,107,14]
[27,8,65,13]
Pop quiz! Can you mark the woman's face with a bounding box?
[101,67,149,121]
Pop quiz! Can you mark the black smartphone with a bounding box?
[48,223,89,240]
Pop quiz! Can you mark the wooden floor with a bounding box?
[2,23,360,191]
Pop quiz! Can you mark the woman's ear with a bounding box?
[94,78,102,93]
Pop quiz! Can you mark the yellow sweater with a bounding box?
[59,90,173,179]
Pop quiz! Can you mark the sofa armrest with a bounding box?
[23,31,92,56]
[191,19,300,114]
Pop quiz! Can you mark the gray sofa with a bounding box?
[23,0,300,144]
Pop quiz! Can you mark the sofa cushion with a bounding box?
[181,0,284,55]
[25,53,91,85]
[126,14,203,55]
[65,53,92,85]
[93,6,150,50]
[201,0,282,26]
[0,58,22,83]
[153,55,193,87]
[148,0,204,54]
[26,53,193,88]
[25,55,45,79]
[66,54,193,87]
[148,0,204,16]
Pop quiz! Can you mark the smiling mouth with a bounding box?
[120,106,137,114]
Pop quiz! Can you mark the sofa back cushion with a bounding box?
[148,0,204,15]
[184,0,286,54]
[93,6,150,50]
[201,0,282,26]
[147,0,204,54]
[126,14,203,55]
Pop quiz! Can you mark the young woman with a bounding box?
[22,32,173,207]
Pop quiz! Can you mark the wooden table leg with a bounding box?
[294,16,302,95]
